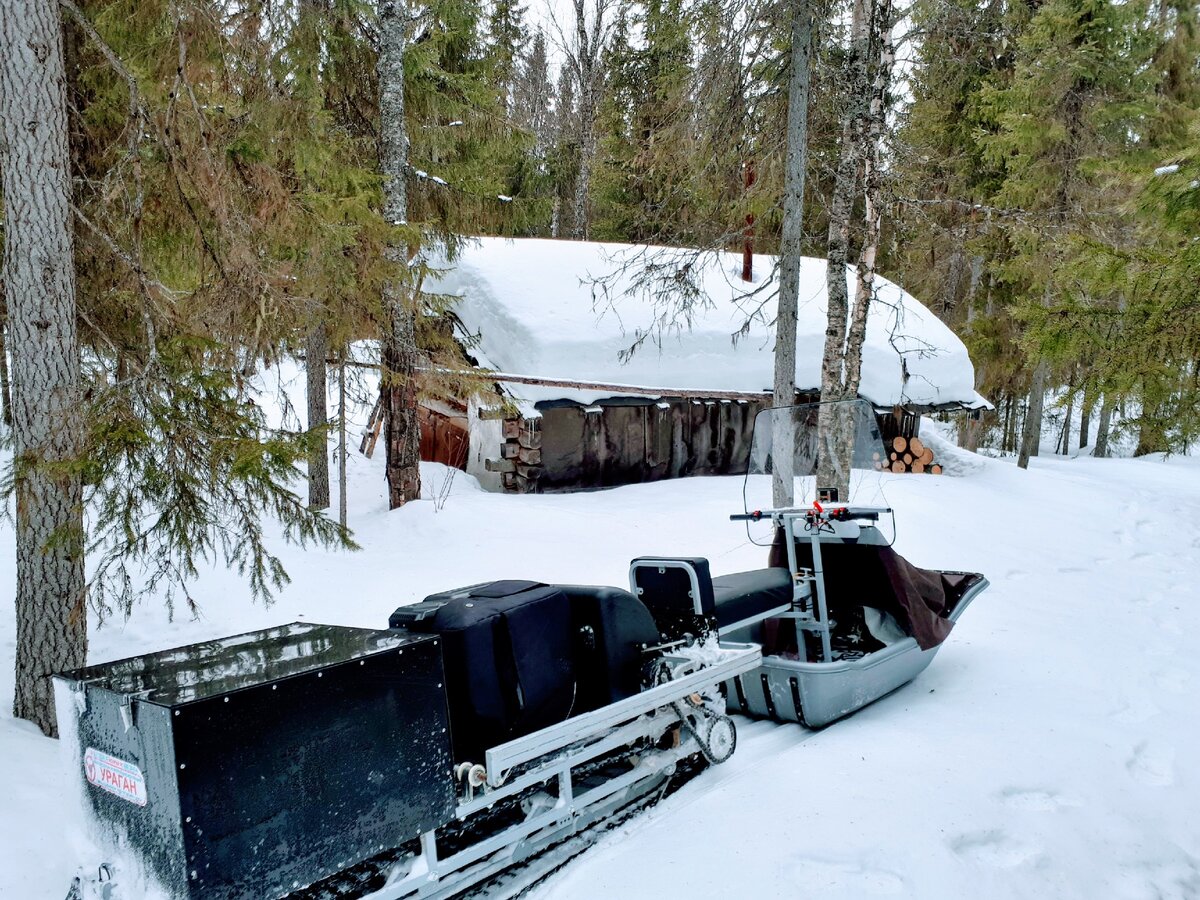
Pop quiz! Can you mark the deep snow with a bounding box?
[2,364,1199,899]
[425,238,986,412]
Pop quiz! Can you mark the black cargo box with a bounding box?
[404,581,577,762]
[54,622,454,900]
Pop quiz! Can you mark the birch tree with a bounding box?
[772,0,814,509]
[1,0,86,736]
[815,0,892,496]
[561,0,612,238]
[379,0,422,508]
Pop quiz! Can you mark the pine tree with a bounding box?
[551,65,581,236]
[593,0,695,241]
[978,0,1149,466]
[1,0,87,737]
[487,0,529,114]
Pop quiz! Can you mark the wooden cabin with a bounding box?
[419,238,990,493]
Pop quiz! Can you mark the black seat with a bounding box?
[629,556,717,640]
[711,568,793,630]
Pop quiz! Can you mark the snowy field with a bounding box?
[2,368,1199,898]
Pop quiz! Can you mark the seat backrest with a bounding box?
[628,557,717,641]
[555,585,661,711]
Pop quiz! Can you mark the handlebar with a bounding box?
[832,507,888,521]
[729,512,765,521]
[730,506,892,523]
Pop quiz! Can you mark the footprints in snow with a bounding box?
[948,789,1076,871]
[1152,667,1192,694]
[1111,696,1162,725]
[790,858,906,895]
[1127,741,1175,787]
[950,831,1042,869]
[999,788,1079,812]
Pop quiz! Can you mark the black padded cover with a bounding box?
[556,585,660,710]
[711,568,793,629]
[768,529,984,651]
[422,581,576,761]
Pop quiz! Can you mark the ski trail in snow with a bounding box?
[998,788,1081,812]
[786,857,907,895]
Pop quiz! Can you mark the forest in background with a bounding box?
[0,0,1197,735]
[4,0,1198,462]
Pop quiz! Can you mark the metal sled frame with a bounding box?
[370,644,761,900]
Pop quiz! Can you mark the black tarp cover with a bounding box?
[769,528,978,651]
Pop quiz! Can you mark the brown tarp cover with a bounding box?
[769,528,978,651]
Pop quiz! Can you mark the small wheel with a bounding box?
[645,659,673,687]
[700,714,737,765]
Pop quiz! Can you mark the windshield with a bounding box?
[742,399,892,542]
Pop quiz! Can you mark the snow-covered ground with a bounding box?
[2,366,1199,898]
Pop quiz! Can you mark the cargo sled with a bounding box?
[54,582,759,900]
[709,399,987,726]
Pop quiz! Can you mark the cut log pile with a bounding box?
[873,436,943,475]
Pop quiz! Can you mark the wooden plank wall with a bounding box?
[419,406,470,470]
[537,398,771,492]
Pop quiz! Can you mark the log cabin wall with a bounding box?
[477,394,953,493]
[533,397,774,492]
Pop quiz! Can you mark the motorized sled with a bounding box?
[54,582,759,900]
[54,400,985,900]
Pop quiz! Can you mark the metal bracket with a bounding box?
[117,690,153,733]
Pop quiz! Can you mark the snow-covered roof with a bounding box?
[425,237,988,415]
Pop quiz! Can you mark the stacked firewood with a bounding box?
[873,436,943,474]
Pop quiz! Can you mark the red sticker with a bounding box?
[84,747,147,807]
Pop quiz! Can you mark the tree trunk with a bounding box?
[1078,384,1093,449]
[572,103,594,238]
[816,0,876,495]
[1017,281,1053,469]
[1058,388,1074,455]
[1134,401,1168,457]
[959,414,982,453]
[1016,361,1047,469]
[569,0,602,240]
[844,1,894,401]
[1001,395,1012,453]
[338,356,348,527]
[771,0,813,509]
[379,0,421,508]
[1094,393,1114,458]
[1,0,87,737]
[305,322,330,509]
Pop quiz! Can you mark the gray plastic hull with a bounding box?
[724,576,989,728]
